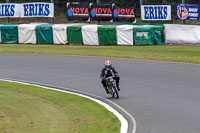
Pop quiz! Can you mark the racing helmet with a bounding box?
[105,60,112,69]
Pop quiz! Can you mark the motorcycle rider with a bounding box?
[100,60,120,94]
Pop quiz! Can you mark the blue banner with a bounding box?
[177,4,199,20]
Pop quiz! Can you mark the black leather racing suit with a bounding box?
[100,66,120,91]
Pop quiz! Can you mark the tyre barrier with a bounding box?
[1,23,199,45]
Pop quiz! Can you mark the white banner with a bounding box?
[0,3,20,18]
[20,3,54,18]
[141,5,171,20]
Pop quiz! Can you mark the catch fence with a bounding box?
[0,0,200,24]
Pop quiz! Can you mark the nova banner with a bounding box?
[90,4,113,21]
[20,3,54,18]
[67,3,90,21]
[113,4,136,22]
[0,3,20,18]
[176,4,199,20]
[141,5,171,20]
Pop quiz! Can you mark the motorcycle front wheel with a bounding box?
[112,85,119,99]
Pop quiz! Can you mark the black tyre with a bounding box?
[112,86,115,98]
[113,86,119,99]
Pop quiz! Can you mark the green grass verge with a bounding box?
[0,80,120,133]
[0,44,200,64]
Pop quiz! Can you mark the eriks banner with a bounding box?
[176,4,199,20]
[141,5,171,20]
[0,3,20,18]
[0,3,54,18]
[20,3,54,18]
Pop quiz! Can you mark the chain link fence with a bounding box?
[0,0,200,24]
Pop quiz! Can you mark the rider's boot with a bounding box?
[117,84,120,91]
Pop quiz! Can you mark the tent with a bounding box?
[18,23,43,44]
[67,24,85,44]
[116,25,138,46]
[98,25,117,45]
[1,24,18,44]
[82,25,101,45]
[36,24,53,44]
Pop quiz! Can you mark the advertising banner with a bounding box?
[0,3,20,18]
[67,3,90,21]
[90,4,113,21]
[141,5,171,20]
[113,4,136,22]
[176,4,199,20]
[20,3,54,18]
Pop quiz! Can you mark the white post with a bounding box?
[51,0,54,24]
[140,0,143,23]
[6,0,10,23]
[182,0,185,24]
[97,0,100,24]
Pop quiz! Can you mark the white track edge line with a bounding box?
[0,78,129,133]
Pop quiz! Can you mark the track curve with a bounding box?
[0,53,200,133]
[0,78,129,133]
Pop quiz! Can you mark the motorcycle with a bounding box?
[105,76,119,99]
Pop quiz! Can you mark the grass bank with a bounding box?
[0,80,120,133]
[0,44,200,63]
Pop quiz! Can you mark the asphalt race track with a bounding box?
[0,53,200,133]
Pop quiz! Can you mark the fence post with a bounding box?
[51,0,55,24]
[182,0,185,24]
[97,0,100,24]
[140,0,143,23]
[6,0,10,23]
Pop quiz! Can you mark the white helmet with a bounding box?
[105,60,112,69]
